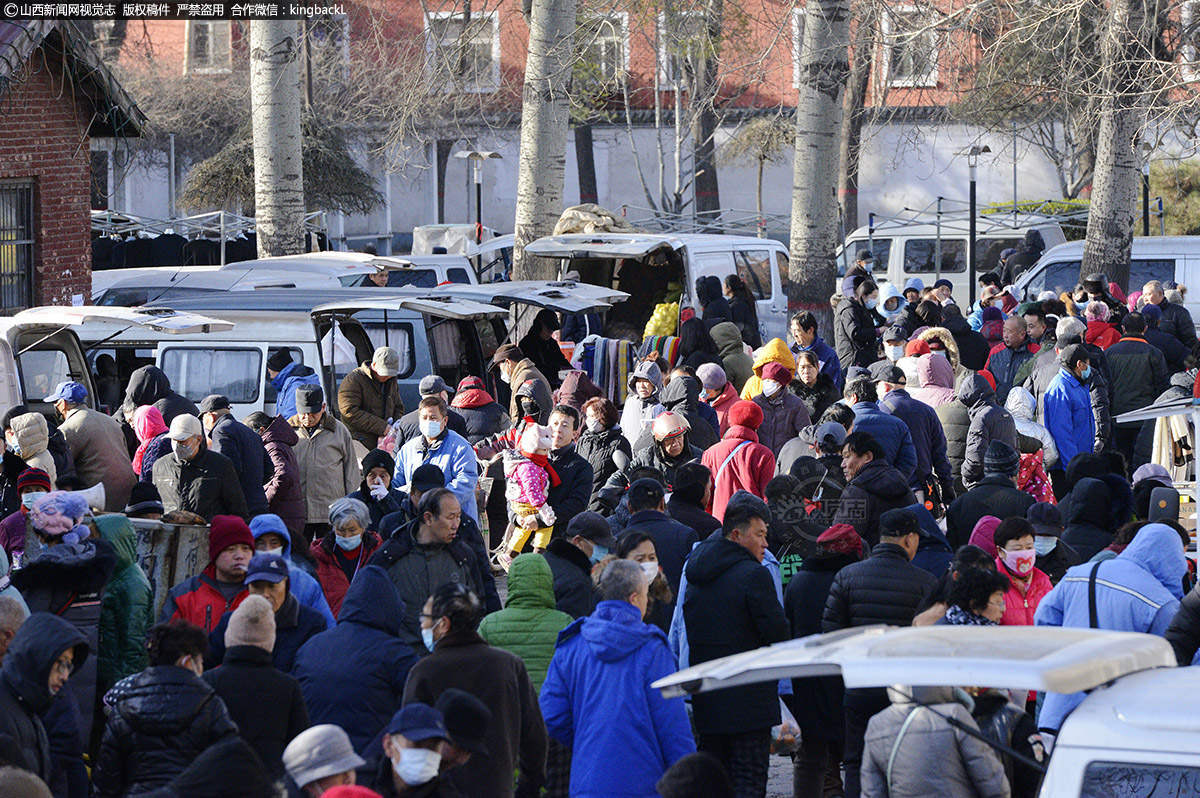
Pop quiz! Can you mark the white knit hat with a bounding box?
[224,594,276,652]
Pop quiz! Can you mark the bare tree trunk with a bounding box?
[692,0,723,222]
[1079,0,1151,288]
[790,0,850,332]
[513,0,576,280]
[838,8,875,232]
[250,21,305,257]
[575,124,598,204]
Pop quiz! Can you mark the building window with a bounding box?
[579,13,629,83]
[884,7,938,87]
[791,7,806,89]
[0,181,35,313]
[186,21,232,74]
[425,12,500,93]
[658,11,708,88]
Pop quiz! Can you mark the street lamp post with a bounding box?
[1141,142,1152,237]
[453,150,504,258]
[967,144,991,308]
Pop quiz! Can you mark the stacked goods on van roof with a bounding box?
[553,204,638,235]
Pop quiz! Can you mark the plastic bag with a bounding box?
[770,698,801,755]
[378,425,398,456]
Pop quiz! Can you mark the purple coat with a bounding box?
[261,415,305,535]
[0,510,26,564]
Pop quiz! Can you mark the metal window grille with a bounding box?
[0,182,34,313]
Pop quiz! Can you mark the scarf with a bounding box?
[944,605,998,626]
[519,450,561,487]
[132,405,169,475]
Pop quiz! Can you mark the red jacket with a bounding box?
[701,425,776,521]
[707,382,740,436]
[161,563,247,633]
[996,556,1053,626]
[310,530,382,618]
[1085,319,1121,350]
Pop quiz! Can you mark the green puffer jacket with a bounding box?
[478,553,572,691]
[96,515,152,691]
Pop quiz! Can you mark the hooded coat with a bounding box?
[249,521,335,627]
[936,396,971,496]
[739,338,797,401]
[635,375,719,452]
[123,365,200,426]
[1005,386,1060,470]
[705,380,740,434]
[542,537,599,619]
[1061,477,1115,562]
[917,327,965,377]
[1036,523,1186,732]
[269,360,319,421]
[621,360,666,447]
[478,553,573,691]
[700,426,776,520]
[94,665,238,797]
[9,412,56,486]
[752,380,811,458]
[958,373,1019,489]
[539,600,696,798]
[850,401,918,479]
[0,406,74,518]
[681,535,790,735]
[137,736,277,798]
[830,461,916,547]
[710,322,755,393]
[258,414,304,535]
[862,686,1010,798]
[1085,319,1121,350]
[95,516,152,691]
[909,352,956,409]
[577,423,631,511]
[336,361,404,445]
[518,309,573,389]
[152,440,248,522]
[0,613,87,783]
[506,358,555,424]
[207,412,269,517]
[293,565,418,753]
[452,382,510,444]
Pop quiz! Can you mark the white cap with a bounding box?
[166,413,202,441]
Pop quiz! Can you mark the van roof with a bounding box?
[525,232,785,259]
[1026,236,1200,262]
[1059,667,1200,752]
[149,287,505,321]
[844,219,1062,240]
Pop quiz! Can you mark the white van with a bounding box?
[1015,236,1200,326]
[524,233,792,343]
[839,219,1067,299]
[655,625,1191,797]
[92,267,343,306]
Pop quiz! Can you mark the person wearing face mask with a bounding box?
[394,397,479,526]
[289,385,361,545]
[1026,503,1078,585]
[251,513,336,627]
[991,518,1052,627]
[541,558,695,798]
[752,361,811,458]
[346,449,405,533]
[47,381,135,513]
[394,376,469,446]
[492,344,554,426]
[834,279,884,372]
[153,413,248,523]
[541,512,613,618]
[609,530,676,633]
[94,621,237,798]
[0,404,74,520]
[367,704,459,798]
[0,467,51,564]
[577,397,631,511]
[622,480,698,610]
[1043,344,1096,468]
[309,498,382,619]
[880,325,909,367]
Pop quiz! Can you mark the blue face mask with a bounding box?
[589,543,609,564]
[335,534,362,551]
[1079,366,1092,381]
[864,297,878,310]
[421,627,436,652]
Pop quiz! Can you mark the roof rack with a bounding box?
[618,204,790,238]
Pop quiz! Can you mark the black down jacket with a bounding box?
[958,373,1018,489]
[822,543,937,631]
[94,666,238,797]
[633,376,719,452]
[830,460,915,548]
[936,398,971,496]
[577,425,631,511]
[1061,477,1116,562]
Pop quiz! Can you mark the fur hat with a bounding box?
[519,423,553,456]
[224,594,276,652]
[727,400,763,430]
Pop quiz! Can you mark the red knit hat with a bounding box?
[761,361,792,384]
[979,370,997,391]
[905,339,931,358]
[816,524,863,557]
[17,467,51,494]
[208,515,255,562]
[727,400,763,430]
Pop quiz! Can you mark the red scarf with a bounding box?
[521,451,561,487]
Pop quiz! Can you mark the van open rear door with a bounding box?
[523,234,685,261]
[431,280,630,314]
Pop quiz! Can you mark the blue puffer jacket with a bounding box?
[1035,523,1185,732]
[271,362,318,420]
[394,429,479,524]
[851,401,917,479]
[880,388,952,495]
[249,516,335,628]
[540,600,696,798]
[292,565,418,753]
[1043,367,1095,467]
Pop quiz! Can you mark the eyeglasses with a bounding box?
[987,599,1006,609]
[51,658,74,676]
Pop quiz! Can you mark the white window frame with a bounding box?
[424,10,501,94]
[580,12,631,83]
[791,7,806,89]
[1183,0,1200,82]
[185,20,232,75]
[657,10,706,89]
[881,5,938,88]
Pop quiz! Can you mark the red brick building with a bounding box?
[0,21,144,311]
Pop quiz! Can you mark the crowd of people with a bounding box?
[0,262,1197,798]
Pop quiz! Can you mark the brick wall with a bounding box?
[0,42,93,308]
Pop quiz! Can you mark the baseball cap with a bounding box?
[880,507,925,538]
[491,343,523,367]
[565,511,618,549]
[283,725,366,789]
[411,463,446,492]
[199,395,231,414]
[420,375,453,397]
[1026,503,1063,537]
[856,249,874,262]
[244,552,290,584]
[384,703,448,742]
[166,413,203,441]
[372,346,401,377]
[295,384,324,413]
[44,381,87,404]
[814,421,847,449]
[629,478,665,507]
[882,325,909,344]
[869,361,905,384]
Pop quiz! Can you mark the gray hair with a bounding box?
[0,596,27,632]
[1055,315,1086,341]
[328,497,370,530]
[599,559,646,602]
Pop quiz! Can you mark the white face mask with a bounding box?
[886,345,905,362]
[586,418,602,434]
[499,368,511,384]
[172,440,197,461]
[761,379,782,397]
[640,561,659,581]
[419,419,443,439]
[262,546,283,557]
[394,745,442,786]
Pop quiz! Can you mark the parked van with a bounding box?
[337,254,479,288]
[654,624,1189,798]
[838,218,1067,299]
[412,225,515,283]
[1015,236,1200,326]
[92,267,343,306]
[524,233,792,343]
